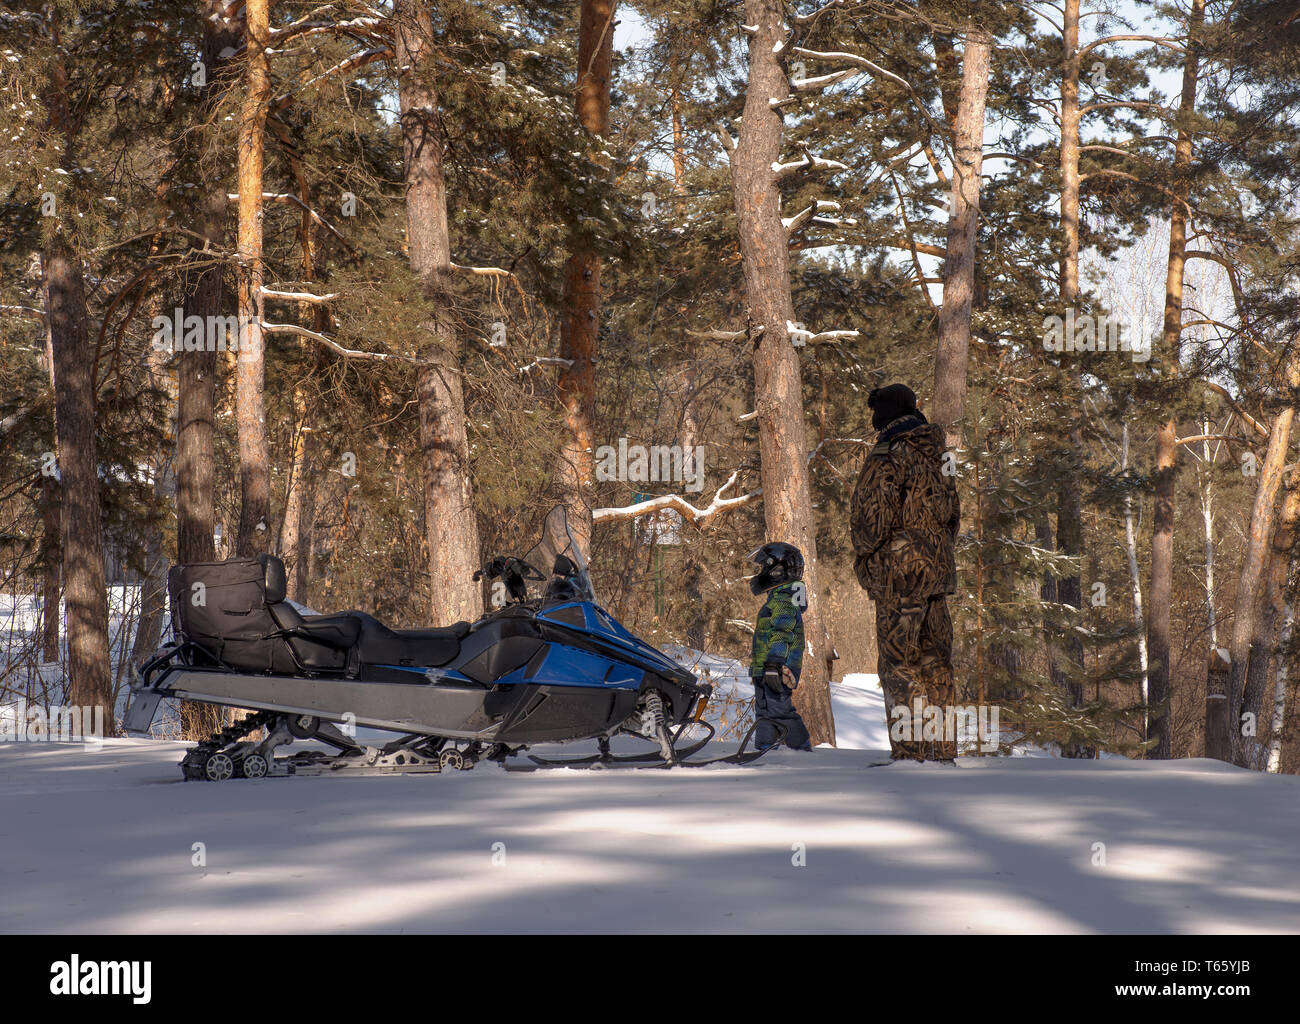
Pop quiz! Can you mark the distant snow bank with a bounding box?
[665,646,888,748]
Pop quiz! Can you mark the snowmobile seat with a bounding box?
[259,550,467,668]
[350,613,469,668]
[258,555,362,671]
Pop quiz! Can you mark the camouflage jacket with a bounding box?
[748,581,806,683]
[850,415,959,601]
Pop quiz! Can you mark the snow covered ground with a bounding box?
[3,672,1298,934]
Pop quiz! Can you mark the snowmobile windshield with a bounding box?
[522,506,596,603]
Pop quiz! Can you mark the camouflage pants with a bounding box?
[875,595,957,761]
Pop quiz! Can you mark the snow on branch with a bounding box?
[790,47,914,92]
[261,288,338,304]
[1077,35,1187,60]
[793,0,847,24]
[771,151,849,180]
[230,192,350,245]
[790,67,858,92]
[786,321,860,345]
[450,262,511,277]
[518,356,575,374]
[686,327,751,343]
[271,15,388,45]
[593,470,758,525]
[593,436,865,525]
[790,46,947,151]
[271,47,394,111]
[262,321,429,366]
[783,199,843,234]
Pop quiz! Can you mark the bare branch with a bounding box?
[593,470,758,524]
[262,321,428,365]
[1077,35,1187,61]
[518,356,575,374]
[260,288,338,304]
[1201,381,1270,439]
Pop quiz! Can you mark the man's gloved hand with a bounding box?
[761,660,786,693]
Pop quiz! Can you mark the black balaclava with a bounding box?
[868,383,921,431]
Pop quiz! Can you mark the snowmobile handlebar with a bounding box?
[473,556,545,584]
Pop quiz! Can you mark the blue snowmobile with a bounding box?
[126,507,767,780]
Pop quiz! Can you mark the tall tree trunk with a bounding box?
[40,24,113,724]
[234,0,272,556]
[1220,407,1293,761]
[44,238,113,722]
[1056,0,1089,756]
[177,1,240,738]
[930,22,992,451]
[394,0,482,624]
[1146,0,1205,759]
[727,0,833,745]
[555,0,616,551]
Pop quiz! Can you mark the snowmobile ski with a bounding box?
[509,721,785,772]
[525,721,716,768]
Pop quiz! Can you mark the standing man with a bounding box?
[850,384,960,762]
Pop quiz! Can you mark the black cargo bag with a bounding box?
[167,557,297,673]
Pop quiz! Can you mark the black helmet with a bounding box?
[747,542,804,595]
[867,383,921,430]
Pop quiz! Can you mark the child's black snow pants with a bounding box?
[754,683,812,750]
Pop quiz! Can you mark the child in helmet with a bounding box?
[746,542,812,751]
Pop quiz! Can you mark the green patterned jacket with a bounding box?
[748,581,806,683]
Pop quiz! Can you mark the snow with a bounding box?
[6,611,1299,934]
[2,737,1298,933]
